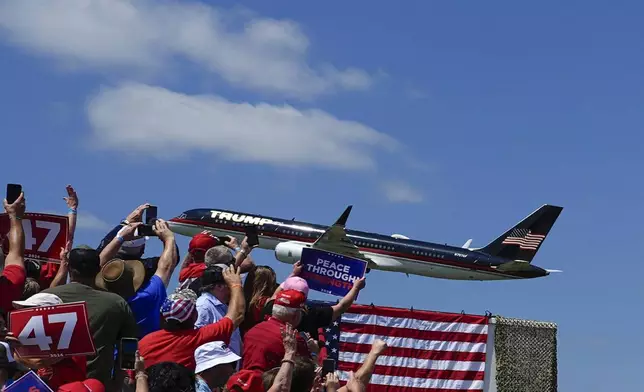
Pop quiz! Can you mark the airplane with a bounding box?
[167,204,563,281]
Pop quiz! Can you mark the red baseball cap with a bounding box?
[58,379,105,392]
[188,233,219,258]
[226,370,264,392]
[275,289,306,309]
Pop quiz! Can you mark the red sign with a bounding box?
[9,302,96,358]
[0,213,69,264]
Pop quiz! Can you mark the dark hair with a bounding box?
[24,260,41,280]
[68,248,101,278]
[291,357,316,392]
[141,257,159,284]
[160,317,194,332]
[147,362,196,392]
[200,266,224,293]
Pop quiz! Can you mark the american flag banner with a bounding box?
[320,304,490,392]
[501,228,545,250]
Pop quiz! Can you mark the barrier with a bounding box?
[309,300,558,391]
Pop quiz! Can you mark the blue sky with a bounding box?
[1,1,642,390]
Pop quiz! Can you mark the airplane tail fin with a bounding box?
[476,204,563,263]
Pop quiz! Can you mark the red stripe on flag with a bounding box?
[347,305,489,325]
[365,384,483,392]
[338,362,485,381]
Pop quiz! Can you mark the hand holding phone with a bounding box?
[244,225,259,248]
[322,358,336,376]
[119,338,139,370]
[6,184,22,204]
[145,205,158,225]
[135,224,157,237]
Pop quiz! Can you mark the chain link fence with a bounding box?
[493,316,558,392]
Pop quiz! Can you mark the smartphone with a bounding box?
[214,235,229,245]
[6,184,22,204]
[135,224,156,237]
[145,205,157,225]
[119,338,138,370]
[322,358,336,376]
[244,225,259,247]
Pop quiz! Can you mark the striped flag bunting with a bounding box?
[319,304,490,392]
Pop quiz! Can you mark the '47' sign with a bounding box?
[9,302,96,358]
[0,213,69,263]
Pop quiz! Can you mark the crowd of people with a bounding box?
[0,187,388,392]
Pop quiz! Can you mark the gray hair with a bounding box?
[204,246,234,267]
[22,278,41,300]
[272,304,301,325]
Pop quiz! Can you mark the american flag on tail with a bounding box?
[501,228,545,250]
[318,304,490,392]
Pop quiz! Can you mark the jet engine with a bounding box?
[274,241,309,265]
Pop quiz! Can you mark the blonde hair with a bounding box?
[243,266,277,312]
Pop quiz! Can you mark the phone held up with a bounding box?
[322,358,336,376]
[243,225,260,248]
[135,205,158,237]
[119,337,139,370]
[6,183,22,204]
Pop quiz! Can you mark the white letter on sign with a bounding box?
[21,220,61,252]
[22,220,37,251]
[37,221,61,252]
[48,312,78,349]
[18,315,53,351]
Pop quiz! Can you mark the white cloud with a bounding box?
[380,181,424,203]
[86,82,399,171]
[0,0,373,99]
[76,211,111,231]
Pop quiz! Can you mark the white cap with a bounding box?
[194,341,241,374]
[12,292,63,308]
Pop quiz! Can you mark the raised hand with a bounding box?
[63,185,78,210]
[353,277,366,291]
[292,261,303,276]
[59,241,71,267]
[222,265,242,288]
[280,322,297,356]
[325,372,340,391]
[303,332,319,354]
[153,219,174,243]
[223,235,239,249]
[345,371,366,392]
[117,222,143,241]
[240,236,257,254]
[3,192,25,219]
[371,339,388,355]
[125,203,151,223]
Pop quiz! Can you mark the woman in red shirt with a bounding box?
[240,266,277,336]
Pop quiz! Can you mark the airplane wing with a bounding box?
[311,206,371,263]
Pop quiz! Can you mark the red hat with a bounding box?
[189,233,219,257]
[58,379,105,392]
[226,370,264,392]
[275,289,306,309]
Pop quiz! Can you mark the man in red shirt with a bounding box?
[139,265,245,371]
[242,289,311,373]
[0,192,26,313]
